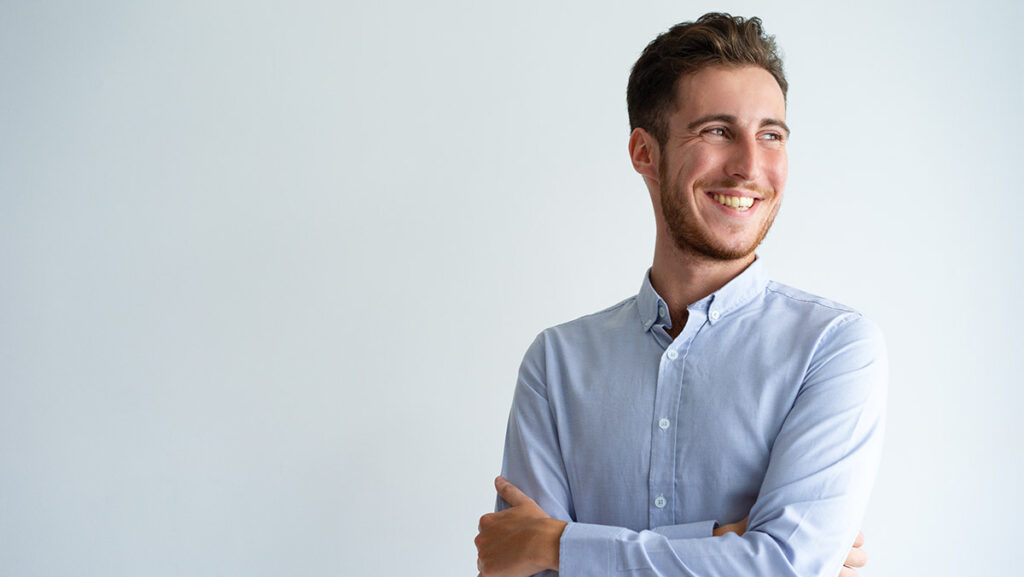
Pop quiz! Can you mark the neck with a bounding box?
[649,234,755,337]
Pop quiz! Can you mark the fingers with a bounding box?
[845,530,867,571]
[495,476,533,507]
[838,566,858,577]
[845,545,867,568]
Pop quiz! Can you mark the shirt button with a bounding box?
[654,495,667,508]
[658,418,670,430]
[666,350,678,360]
[658,305,667,318]
[709,310,720,321]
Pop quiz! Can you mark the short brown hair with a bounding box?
[627,13,787,146]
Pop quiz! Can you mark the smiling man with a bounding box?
[475,13,886,577]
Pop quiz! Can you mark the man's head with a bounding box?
[627,13,787,148]
[627,14,789,262]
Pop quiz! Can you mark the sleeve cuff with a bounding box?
[558,522,624,577]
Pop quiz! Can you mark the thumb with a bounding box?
[495,476,534,508]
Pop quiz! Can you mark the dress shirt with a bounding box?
[497,258,887,577]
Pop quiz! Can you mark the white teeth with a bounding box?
[712,194,755,211]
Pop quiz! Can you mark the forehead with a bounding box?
[672,65,786,123]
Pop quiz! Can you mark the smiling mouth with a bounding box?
[710,193,755,211]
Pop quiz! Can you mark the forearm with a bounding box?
[558,518,855,577]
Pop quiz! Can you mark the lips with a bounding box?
[710,193,755,211]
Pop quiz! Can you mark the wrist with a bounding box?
[532,518,567,571]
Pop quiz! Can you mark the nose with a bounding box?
[724,137,760,181]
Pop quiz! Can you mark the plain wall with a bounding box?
[2,1,1021,575]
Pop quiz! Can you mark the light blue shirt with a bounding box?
[497,259,887,577]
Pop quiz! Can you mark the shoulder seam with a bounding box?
[765,284,858,314]
[547,296,636,329]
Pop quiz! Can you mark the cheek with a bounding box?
[769,153,788,191]
[674,150,718,185]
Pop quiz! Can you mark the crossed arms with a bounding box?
[474,315,887,577]
[476,477,868,577]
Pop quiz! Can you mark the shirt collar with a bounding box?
[638,257,769,332]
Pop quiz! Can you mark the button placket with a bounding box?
[650,320,703,527]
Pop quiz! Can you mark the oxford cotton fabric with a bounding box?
[497,259,887,577]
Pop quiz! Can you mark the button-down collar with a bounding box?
[638,258,770,332]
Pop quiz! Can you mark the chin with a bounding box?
[673,232,764,262]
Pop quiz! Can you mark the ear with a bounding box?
[628,127,659,182]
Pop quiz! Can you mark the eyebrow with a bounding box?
[686,114,791,137]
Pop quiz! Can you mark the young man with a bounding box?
[475,13,886,577]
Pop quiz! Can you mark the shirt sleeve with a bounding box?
[558,314,888,577]
[497,333,719,577]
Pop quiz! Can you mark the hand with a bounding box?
[475,476,567,577]
[712,516,748,537]
[839,531,867,577]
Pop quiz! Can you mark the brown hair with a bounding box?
[627,13,787,146]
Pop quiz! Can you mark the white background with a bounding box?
[2,1,1021,575]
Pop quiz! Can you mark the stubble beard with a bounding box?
[658,159,781,262]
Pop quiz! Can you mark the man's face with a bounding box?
[656,64,789,261]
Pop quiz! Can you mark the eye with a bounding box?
[759,131,786,145]
[701,126,730,140]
